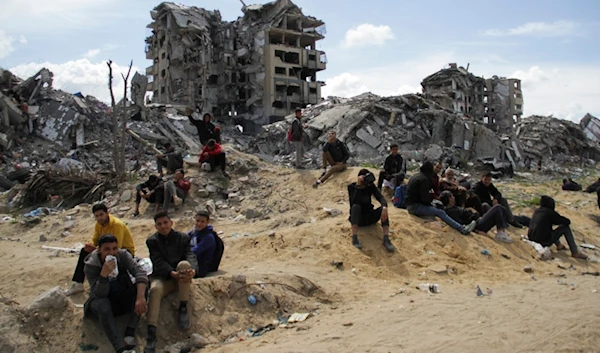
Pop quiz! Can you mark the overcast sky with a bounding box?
[1,0,599,122]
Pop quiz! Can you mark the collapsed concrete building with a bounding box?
[421,63,523,134]
[145,0,327,132]
[580,113,600,144]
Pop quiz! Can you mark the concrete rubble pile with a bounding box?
[250,92,506,168]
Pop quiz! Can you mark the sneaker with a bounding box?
[65,282,84,296]
[495,231,513,243]
[312,181,320,189]
[572,252,588,260]
[143,340,156,353]
[178,307,190,330]
[173,196,183,207]
[382,237,395,253]
[461,221,477,235]
[509,221,524,229]
[124,336,136,348]
[352,235,362,250]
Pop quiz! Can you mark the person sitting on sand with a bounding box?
[430,162,443,199]
[585,177,600,193]
[405,162,476,235]
[84,234,147,353]
[377,144,405,192]
[313,130,350,188]
[145,211,198,353]
[562,178,582,192]
[439,191,513,243]
[472,172,523,228]
[527,196,587,259]
[439,168,469,206]
[66,204,135,296]
[188,210,224,278]
[133,175,163,216]
[347,169,395,252]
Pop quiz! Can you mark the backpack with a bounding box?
[393,184,407,209]
[209,232,224,272]
[287,126,294,142]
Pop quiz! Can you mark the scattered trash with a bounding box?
[428,264,448,274]
[501,254,511,259]
[417,283,440,293]
[558,264,576,270]
[476,285,493,297]
[342,322,353,327]
[521,236,552,260]
[476,286,484,297]
[330,260,343,269]
[287,313,310,323]
[390,289,406,297]
[323,207,342,217]
[351,268,357,275]
[580,243,597,250]
[426,250,436,255]
[41,243,84,254]
[523,265,534,273]
[480,249,491,256]
[581,271,600,276]
[247,323,276,337]
[247,295,257,305]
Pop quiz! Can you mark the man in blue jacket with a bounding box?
[188,211,218,278]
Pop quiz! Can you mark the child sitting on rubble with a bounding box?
[187,211,224,278]
[199,139,229,178]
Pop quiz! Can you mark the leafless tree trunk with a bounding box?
[107,59,133,182]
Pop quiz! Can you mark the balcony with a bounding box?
[146,66,155,76]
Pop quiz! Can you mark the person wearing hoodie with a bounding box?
[187,108,220,145]
[83,234,148,353]
[439,168,468,206]
[405,161,476,235]
[472,172,523,228]
[584,177,600,193]
[562,178,582,191]
[188,210,223,278]
[439,191,512,243]
[528,195,588,259]
[199,139,229,178]
[145,211,199,353]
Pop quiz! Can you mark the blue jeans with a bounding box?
[407,204,464,231]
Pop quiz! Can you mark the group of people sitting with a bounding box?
[66,204,223,353]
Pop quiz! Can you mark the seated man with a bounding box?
[562,178,582,191]
[585,177,600,193]
[188,211,224,278]
[313,131,350,188]
[348,169,395,252]
[134,175,163,216]
[439,191,512,243]
[199,139,229,178]
[430,162,443,200]
[439,168,468,206]
[472,172,523,228]
[162,169,191,211]
[528,196,587,259]
[405,162,476,235]
[156,143,183,177]
[145,211,198,353]
[84,234,148,353]
[66,204,135,296]
[377,144,405,191]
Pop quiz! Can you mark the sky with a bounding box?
[1,0,599,122]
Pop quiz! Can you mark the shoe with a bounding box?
[461,221,477,235]
[352,235,362,250]
[495,231,513,243]
[122,350,136,353]
[132,211,140,217]
[509,221,524,229]
[572,252,588,260]
[178,307,190,330]
[173,196,183,207]
[143,340,156,353]
[65,282,84,296]
[382,237,395,252]
[312,182,319,189]
[222,171,230,179]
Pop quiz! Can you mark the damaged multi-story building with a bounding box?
[145,0,327,132]
[421,63,523,134]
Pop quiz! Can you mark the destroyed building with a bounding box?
[580,113,600,144]
[145,0,327,132]
[421,63,523,134]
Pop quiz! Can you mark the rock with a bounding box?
[120,189,132,202]
[61,231,71,237]
[22,217,41,226]
[429,264,448,274]
[523,266,534,273]
[206,185,218,193]
[424,144,444,162]
[227,315,239,325]
[324,208,342,217]
[118,206,131,212]
[267,231,276,237]
[39,235,47,242]
[206,200,217,215]
[197,189,210,198]
[190,333,209,348]
[66,209,79,216]
[244,208,262,219]
[238,176,249,183]
[63,221,75,231]
[228,193,240,202]
[28,286,69,312]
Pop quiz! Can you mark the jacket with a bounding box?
[188,114,216,145]
[164,150,184,171]
[562,181,582,191]
[585,179,600,193]
[92,216,135,255]
[383,154,405,176]
[136,179,163,194]
[83,249,148,316]
[405,171,433,207]
[528,196,571,246]
[146,230,199,280]
[188,226,217,278]
[175,178,191,194]
[472,181,502,205]
[291,118,303,142]
[348,182,387,214]
[445,205,479,225]
[199,143,223,164]
[323,139,350,164]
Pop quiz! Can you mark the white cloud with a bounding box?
[10,59,141,103]
[321,53,599,122]
[482,20,579,37]
[342,24,394,48]
[0,30,16,59]
[18,35,27,44]
[84,49,101,59]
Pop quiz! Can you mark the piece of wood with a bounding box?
[161,118,201,152]
[126,128,162,154]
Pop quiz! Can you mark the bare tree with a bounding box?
[107,59,133,182]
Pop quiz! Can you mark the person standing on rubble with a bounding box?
[472,172,523,228]
[291,108,305,169]
[377,144,405,191]
[66,204,135,296]
[156,142,183,177]
[313,130,350,188]
[186,108,220,145]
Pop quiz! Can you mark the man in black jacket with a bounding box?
[439,191,512,243]
[405,162,476,235]
[133,175,163,216]
[377,144,405,191]
[291,108,305,169]
[584,177,600,193]
[348,169,395,252]
[156,143,183,178]
[187,108,221,145]
[562,178,582,191]
[84,234,148,353]
[528,196,587,259]
[145,211,199,353]
[314,131,350,188]
[472,172,523,228]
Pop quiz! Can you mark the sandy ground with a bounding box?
[0,156,599,353]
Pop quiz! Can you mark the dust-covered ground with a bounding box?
[1,152,599,353]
